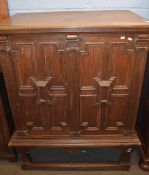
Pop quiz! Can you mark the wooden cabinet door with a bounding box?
[5,35,71,136]
[78,34,136,135]
[1,34,136,137]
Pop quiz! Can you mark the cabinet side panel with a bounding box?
[127,48,148,132]
[0,45,26,131]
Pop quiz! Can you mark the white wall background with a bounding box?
[8,0,149,19]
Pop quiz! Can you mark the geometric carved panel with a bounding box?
[79,37,135,135]
[9,34,136,136]
[11,38,70,135]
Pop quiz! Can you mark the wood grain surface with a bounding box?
[0,11,149,33]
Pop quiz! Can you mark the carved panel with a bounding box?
[10,37,70,135]
[0,36,10,52]
[58,34,89,54]
[3,34,143,136]
[136,34,149,50]
[79,36,135,134]
[79,43,104,133]
[100,41,135,133]
[12,43,36,96]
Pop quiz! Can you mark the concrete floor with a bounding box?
[0,150,148,175]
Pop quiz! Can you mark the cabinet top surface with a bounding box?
[0,10,149,33]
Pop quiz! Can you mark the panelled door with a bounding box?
[78,34,135,135]
[1,34,135,136]
[9,35,71,135]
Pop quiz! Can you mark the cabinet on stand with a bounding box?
[0,10,149,170]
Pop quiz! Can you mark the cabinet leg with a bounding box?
[7,147,16,162]
[119,147,132,170]
[140,159,149,171]
[139,146,149,171]
[21,150,32,170]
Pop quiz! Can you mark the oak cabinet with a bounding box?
[0,10,149,170]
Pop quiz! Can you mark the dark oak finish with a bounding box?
[0,0,15,161]
[0,10,149,170]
